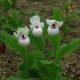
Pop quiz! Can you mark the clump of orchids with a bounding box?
[14,15,63,47]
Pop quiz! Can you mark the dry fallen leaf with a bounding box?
[68,2,77,13]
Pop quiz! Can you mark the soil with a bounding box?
[0,0,80,80]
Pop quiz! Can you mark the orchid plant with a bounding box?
[1,12,80,80]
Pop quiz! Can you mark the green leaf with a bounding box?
[28,50,44,69]
[11,0,17,3]
[46,34,61,53]
[38,61,62,80]
[52,9,62,21]
[30,50,44,59]
[8,15,24,30]
[45,44,65,60]
[18,69,30,79]
[6,77,26,80]
[0,34,4,43]
[4,0,12,10]
[0,14,4,21]
[56,72,65,80]
[1,20,15,31]
[6,77,36,80]
[56,38,80,62]
[0,0,2,7]
[45,49,55,59]
[19,50,44,71]
[29,68,39,78]
[29,30,46,51]
[62,22,69,39]
[1,31,27,55]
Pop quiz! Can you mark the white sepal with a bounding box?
[22,26,29,35]
[17,26,29,35]
[30,15,40,24]
[38,22,44,27]
[46,19,56,25]
[14,26,29,39]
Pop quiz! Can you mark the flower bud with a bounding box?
[32,26,43,37]
[18,35,30,47]
[47,24,59,36]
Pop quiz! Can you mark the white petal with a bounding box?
[46,19,56,25]
[23,26,29,35]
[17,26,29,35]
[56,21,63,27]
[38,22,44,27]
[30,15,40,24]
[17,28,24,34]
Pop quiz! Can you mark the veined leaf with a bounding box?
[8,15,24,30]
[37,60,62,80]
[29,30,46,51]
[46,34,61,53]
[56,38,80,62]
[30,50,44,60]
[1,31,27,55]
[45,49,55,59]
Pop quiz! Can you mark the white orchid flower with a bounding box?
[14,26,29,39]
[30,15,44,37]
[18,35,30,47]
[46,19,63,36]
[14,26,30,47]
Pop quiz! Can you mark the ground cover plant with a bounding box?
[0,0,80,80]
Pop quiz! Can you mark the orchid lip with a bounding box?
[51,24,56,29]
[21,35,27,40]
[35,26,39,29]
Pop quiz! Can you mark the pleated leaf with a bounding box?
[56,38,80,62]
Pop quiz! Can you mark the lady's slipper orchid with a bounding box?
[14,26,30,46]
[46,19,63,36]
[30,15,44,37]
